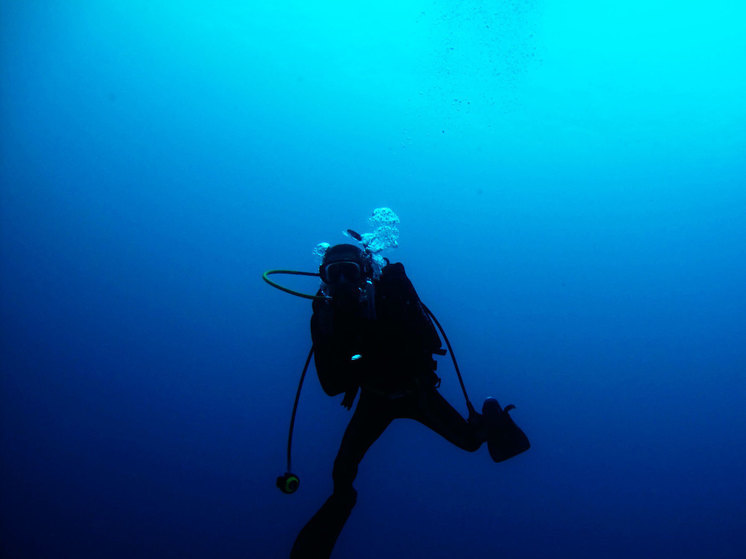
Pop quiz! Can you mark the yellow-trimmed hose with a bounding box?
[262,269,328,300]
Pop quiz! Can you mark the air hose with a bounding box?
[276,346,314,494]
[422,303,476,418]
[262,269,327,301]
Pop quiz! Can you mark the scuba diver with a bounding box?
[277,237,531,558]
[263,209,529,557]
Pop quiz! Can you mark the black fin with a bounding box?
[483,398,531,463]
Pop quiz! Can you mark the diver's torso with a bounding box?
[354,280,437,393]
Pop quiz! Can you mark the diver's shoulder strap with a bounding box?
[377,262,443,354]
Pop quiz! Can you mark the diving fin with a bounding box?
[482,397,531,463]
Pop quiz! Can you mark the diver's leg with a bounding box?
[289,491,356,559]
[290,392,392,559]
[408,388,486,452]
[331,391,392,492]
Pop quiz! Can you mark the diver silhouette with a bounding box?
[288,243,530,558]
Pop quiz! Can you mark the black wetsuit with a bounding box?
[290,263,485,559]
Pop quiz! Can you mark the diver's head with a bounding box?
[319,243,371,287]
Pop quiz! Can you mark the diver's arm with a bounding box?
[311,302,363,397]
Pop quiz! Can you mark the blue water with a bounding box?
[2,2,745,558]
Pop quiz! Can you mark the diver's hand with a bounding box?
[341,387,359,410]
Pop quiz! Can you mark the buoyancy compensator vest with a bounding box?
[311,262,443,397]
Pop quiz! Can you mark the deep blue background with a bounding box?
[2,1,745,557]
